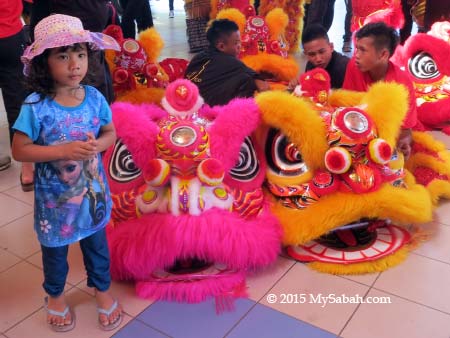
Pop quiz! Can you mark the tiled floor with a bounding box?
[1,1,450,338]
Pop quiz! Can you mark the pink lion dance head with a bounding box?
[103,79,281,309]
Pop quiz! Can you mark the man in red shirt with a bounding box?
[343,22,417,159]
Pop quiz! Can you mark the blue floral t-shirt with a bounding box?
[13,86,113,247]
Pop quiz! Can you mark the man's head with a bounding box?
[302,24,334,69]
[354,22,399,73]
[206,19,241,57]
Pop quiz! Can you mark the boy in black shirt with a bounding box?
[302,24,349,89]
[185,19,268,106]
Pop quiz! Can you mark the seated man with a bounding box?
[302,23,349,89]
[185,19,268,106]
[343,22,417,159]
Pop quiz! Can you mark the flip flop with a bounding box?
[44,296,76,332]
[97,299,123,331]
[20,173,34,192]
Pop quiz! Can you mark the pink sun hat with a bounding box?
[21,14,120,76]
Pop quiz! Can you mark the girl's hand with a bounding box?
[86,132,99,151]
[63,140,97,160]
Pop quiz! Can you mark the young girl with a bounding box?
[12,14,122,332]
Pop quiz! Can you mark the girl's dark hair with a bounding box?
[25,43,98,103]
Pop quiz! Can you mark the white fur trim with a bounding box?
[188,178,201,216]
[170,176,180,216]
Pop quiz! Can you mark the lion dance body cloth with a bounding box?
[103,79,282,308]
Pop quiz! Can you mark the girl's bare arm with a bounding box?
[12,132,98,162]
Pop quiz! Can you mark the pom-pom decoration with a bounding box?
[197,158,225,186]
[324,147,352,174]
[367,138,392,164]
[161,79,204,117]
[113,68,131,84]
[143,159,171,186]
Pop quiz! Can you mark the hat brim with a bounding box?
[21,31,120,76]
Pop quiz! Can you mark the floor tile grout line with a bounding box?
[337,285,373,337]
[435,221,450,227]
[365,270,450,317]
[0,252,41,274]
[371,270,383,286]
[2,190,34,206]
[253,259,298,303]
[0,210,33,229]
[370,286,450,316]
[336,274,379,288]
[20,249,42,261]
[0,253,38,274]
[411,251,450,266]
[0,249,23,274]
[221,260,300,337]
[221,300,263,338]
[130,317,175,337]
[125,298,159,322]
[3,305,43,335]
[0,258,24,274]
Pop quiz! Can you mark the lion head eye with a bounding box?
[230,137,260,182]
[409,52,440,80]
[109,139,141,182]
[265,128,308,176]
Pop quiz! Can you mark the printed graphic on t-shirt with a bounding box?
[36,155,108,244]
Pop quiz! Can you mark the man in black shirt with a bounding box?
[302,24,349,89]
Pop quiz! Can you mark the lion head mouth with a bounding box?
[317,218,390,249]
[148,257,238,282]
[287,219,411,264]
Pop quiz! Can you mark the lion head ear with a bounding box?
[362,82,409,146]
[265,8,288,41]
[138,28,164,63]
[216,8,247,34]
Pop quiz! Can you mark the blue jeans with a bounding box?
[41,228,111,297]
